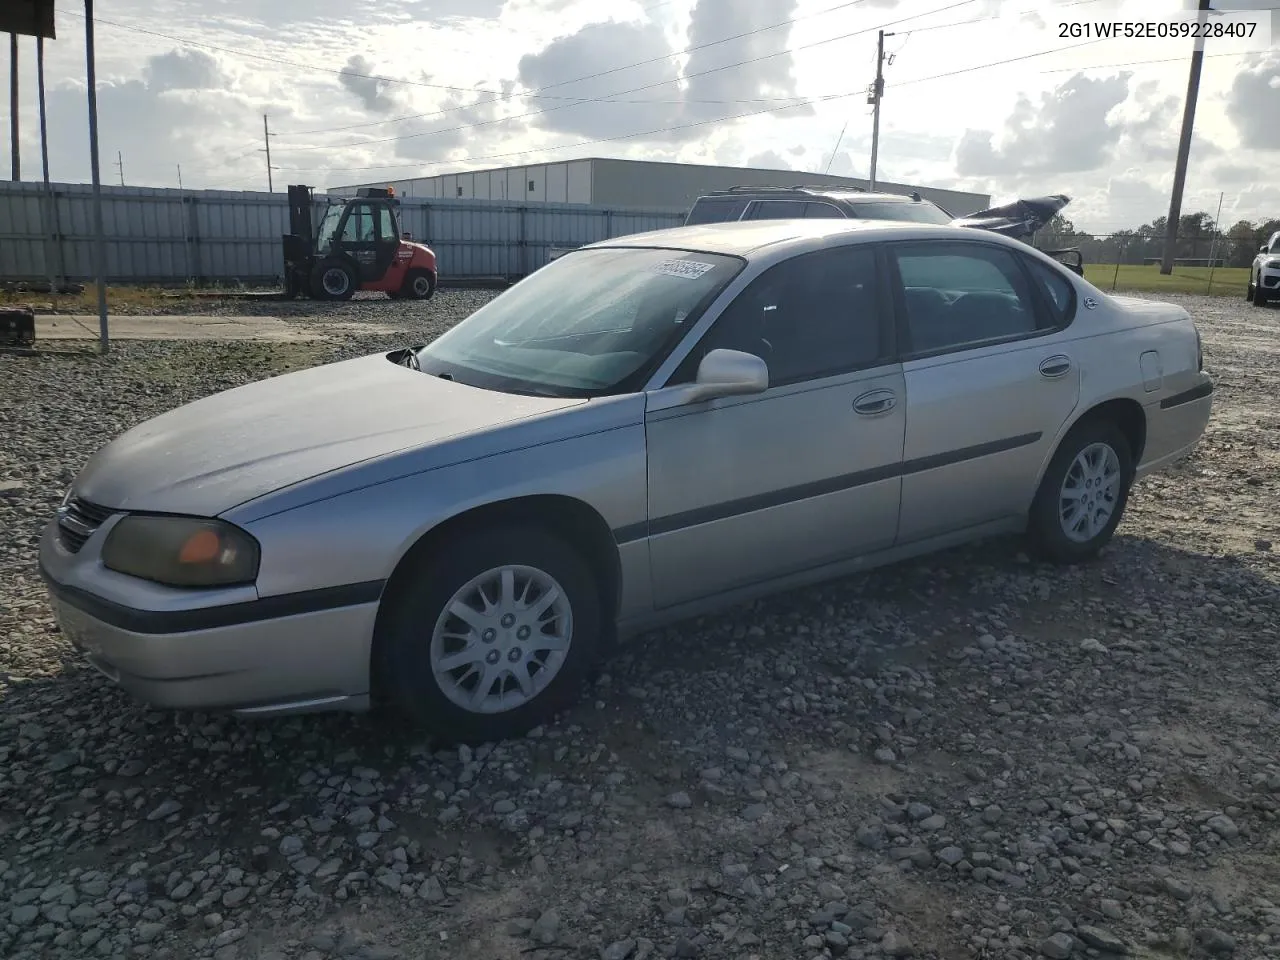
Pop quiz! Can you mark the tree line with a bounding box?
[1034,212,1279,267]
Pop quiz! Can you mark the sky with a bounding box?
[2,0,1278,234]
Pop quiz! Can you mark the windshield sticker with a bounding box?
[651,259,716,280]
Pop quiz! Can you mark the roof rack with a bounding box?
[723,184,805,193]
[720,184,870,195]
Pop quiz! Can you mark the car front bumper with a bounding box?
[1259,267,1280,295]
[38,518,380,716]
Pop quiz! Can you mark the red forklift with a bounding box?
[282,184,438,301]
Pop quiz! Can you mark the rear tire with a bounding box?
[311,260,356,301]
[401,268,435,301]
[1026,419,1133,564]
[374,525,602,744]
[1253,274,1269,307]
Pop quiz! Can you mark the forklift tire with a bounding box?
[402,269,436,301]
[312,260,356,301]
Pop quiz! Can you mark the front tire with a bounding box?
[374,525,602,743]
[311,260,356,301]
[1027,419,1133,564]
[1253,274,1269,307]
[401,268,435,301]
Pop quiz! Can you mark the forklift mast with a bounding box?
[286,184,316,253]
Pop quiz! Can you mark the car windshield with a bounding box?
[315,204,345,254]
[850,200,952,225]
[415,247,744,398]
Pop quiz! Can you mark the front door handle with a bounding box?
[1039,355,1072,379]
[853,388,897,416]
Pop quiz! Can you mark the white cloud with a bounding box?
[0,0,1275,231]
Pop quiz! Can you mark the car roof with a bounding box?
[587,219,1006,258]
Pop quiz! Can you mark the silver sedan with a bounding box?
[39,219,1214,742]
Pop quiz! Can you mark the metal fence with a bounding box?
[0,181,687,284]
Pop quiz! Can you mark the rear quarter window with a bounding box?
[1022,256,1076,327]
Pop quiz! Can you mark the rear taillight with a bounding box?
[1195,327,1204,371]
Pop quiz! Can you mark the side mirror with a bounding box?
[681,349,769,403]
[403,232,412,240]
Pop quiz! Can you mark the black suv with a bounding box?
[683,186,1084,275]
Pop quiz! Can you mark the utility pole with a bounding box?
[114,150,124,186]
[262,114,273,192]
[868,29,893,191]
[1160,0,1212,275]
[177,164,183,190]
[10,33,20,180]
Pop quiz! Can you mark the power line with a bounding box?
[275,0,979,152]
[1038,49,1262,74]
[63,0,977,153]
[188,37,1234,183]
[61,0,885,129]
[893,38,1100,88]
[897,0,1104,36]
[278,38,1103,178]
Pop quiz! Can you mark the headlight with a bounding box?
[102,515,260,588]
[1267,259,1280,270]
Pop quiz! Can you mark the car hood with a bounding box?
[951,194,1072,240]
[72,352,581,516]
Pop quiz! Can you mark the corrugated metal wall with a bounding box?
[0,181,684,283]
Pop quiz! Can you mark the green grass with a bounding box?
[1083,263,1251,297]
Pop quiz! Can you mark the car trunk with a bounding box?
[951,194,1084,275]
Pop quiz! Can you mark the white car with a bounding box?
[1249,230,1280,307]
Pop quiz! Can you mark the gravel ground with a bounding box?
[2,291,1279,960]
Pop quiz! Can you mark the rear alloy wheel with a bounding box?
[375,525,601,743]
[401,268,435,301]
[312,260,356,301]
[1027,419,1133,564]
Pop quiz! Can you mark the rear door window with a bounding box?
[889,241,1044,355]
[744,200,811,220]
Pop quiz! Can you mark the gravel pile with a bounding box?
[1,291,1278,960]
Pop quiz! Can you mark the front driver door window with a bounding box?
[642,245,906,608]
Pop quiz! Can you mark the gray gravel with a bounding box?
[2,290,1279,960]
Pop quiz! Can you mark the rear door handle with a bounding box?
[853,389,897,416]
[1039,355,1072,379]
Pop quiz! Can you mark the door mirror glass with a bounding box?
[685,348,769,402]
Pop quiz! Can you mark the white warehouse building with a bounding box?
[329,157,991,217]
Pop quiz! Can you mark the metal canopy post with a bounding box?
[83,0,108,351]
